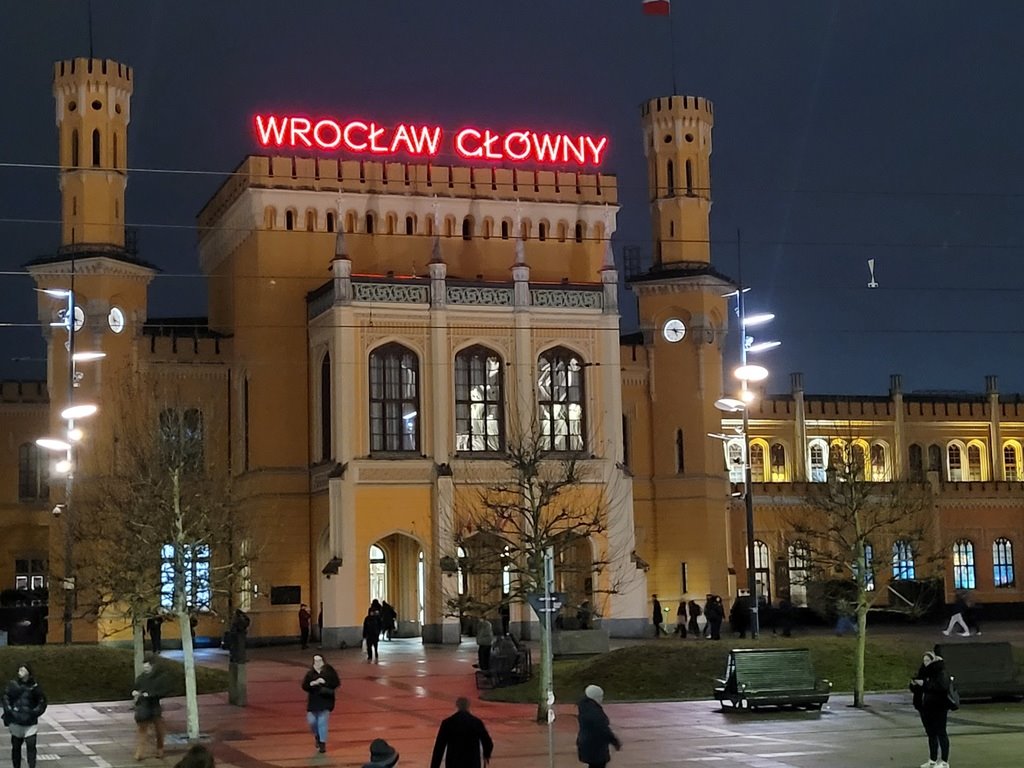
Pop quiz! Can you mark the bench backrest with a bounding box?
[731,648,818,691]
[935,642,1019,683]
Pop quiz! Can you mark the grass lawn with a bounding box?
[484,633,1024,704]
[0,646,229,704]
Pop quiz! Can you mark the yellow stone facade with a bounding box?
[3,60,1023,647]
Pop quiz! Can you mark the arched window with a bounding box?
[726,439,744,483]
[892,539,915,580]
[928,443,942,472]
[859,542,875,591]
[483,218,492,239]
[665,160,675,196]
[750,540,770,601]
[749,441,766,483]
[306,210,316,232]
[365,212,375,234]
[1004,441,1021,481]
[828,440,846,473]
[454,346,504,452]
[91,128,101,166]
[71,128,79,167]
[787,541,810,607]
[501,220,510,240]
[369,545,387,603]
[675,429,685,473]
[285,210,295,231]
[326,211,336,233]
[851,441,867,480]
[574,222,584,243]
[684,159,693,195]
[870,442,888,481]
[538,222,547,241]
[966,442,984,481]
[537,347,585,452]
[456,546,468,596]
[908,443,924,481]
[369,343,419,452]
[346,212,356,233]
[406,215,415,235]
[952,539,976,589]
[320,353,332,461]
[18,443,49,501]
[502,546,512,596]
[993,538,1015,587]
[947,442,964,481]
[769,443,787,482]
[462,217,472,240]
[808,439,827,482]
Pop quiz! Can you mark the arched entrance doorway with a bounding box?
[368,533,424,638]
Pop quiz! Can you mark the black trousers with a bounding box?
[920,708,950,762]
[300,626,310,648]
[478,644,491,670]
[366,637,379,659]
[11,734,38,768]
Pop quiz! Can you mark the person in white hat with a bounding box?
[909,651,953,768]
[576,685,621,768]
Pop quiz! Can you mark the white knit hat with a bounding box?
[585,684,604,703]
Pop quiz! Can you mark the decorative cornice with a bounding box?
[24,255,157,282]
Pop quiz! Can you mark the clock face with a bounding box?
[72,305,85,332]
[108,306,125,334]
[662,318,686,343]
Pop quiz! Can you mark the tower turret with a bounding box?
[53,58,133,250]
[641,95,713,266]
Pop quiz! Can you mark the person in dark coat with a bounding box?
[651,594,667,637]
[301,654,340,753]
[705,595,725,640]
[363,606,383,661]
[687,599,702,636]
[475,617,494,671]
[132,656,170,760]
[729,593,751,638]
[145,615,163,655]
[674,601,688,637]
[2,663,47,768]
[298,603,312,649]
[498,602,511,636]
[430,697,493,768]
[576,685,621,768]
[381,601,397,641]
[910,650,953,768]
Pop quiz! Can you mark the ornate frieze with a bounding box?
[353,282,429,304]
[530,288,603,309]
[446,285,514,306]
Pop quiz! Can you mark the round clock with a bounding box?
[662,318,686,343]
[108,306,125,334]
[72,305,85,332]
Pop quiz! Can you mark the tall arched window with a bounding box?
[369,544,387,603]
[892,539,915,580]
[537,347,585,452]
[750,540,770,601]
[908,443,924,481]
[749,441,766,483]
[675,429,685,473]
[665,160,675,196]
[462,217,473,240]
[952,539,976,589]
[851,441,867,480]
[947,442,964,481]
[538,222,547,241]
[365,212,375,234]
[870,442,888,481]
[285,210,295,231]
[928,443,942,472]
[406,215,415,235]
[726,439,744,483]
[859,542,875,591]
[808,439,827,482]
[454,346,504,452]
[369,343,419,452]
[574,222,584,243]
[320,353,332,461]
[769,443,787,482]
[305,210,316,232]
[18,443,49,501]
[684,159,694,195]
[456,545,467,596]
[1004,441,1021,481]
[71,129,79,167]
[966,442,984,481]
[326,211,336,233]
[993,538,1015,587]
[91,128,101,166]
[501,220,510,240]
[788,541,810,607]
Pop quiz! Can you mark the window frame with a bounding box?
[892,539,916,580]
[454,345,505,454]
[368,343,421,454]
[160,543,211,611]
[952,539,976,590]
[537,347,586,453]
[993,537,1015,588]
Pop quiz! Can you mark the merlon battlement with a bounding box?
[641,95,714,118]
[53,57,133,86]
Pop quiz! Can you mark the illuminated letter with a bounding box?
[313,119,342,149]
[562,135,585,165]
[531,132,562,163]
[483,130,503,160]
[409,125,442,156]
[584,136,609,166]
[254,115,289,146]
[455,128,483,159]
[390,124,414,155]
[343,121,369,152]
[504,131,531,161]
[289,117,313,148]
[368,123,389,153]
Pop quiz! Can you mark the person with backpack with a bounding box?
[910,650,954,768]
[686,598,702,637]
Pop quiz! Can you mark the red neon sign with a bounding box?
[254,115,609,167]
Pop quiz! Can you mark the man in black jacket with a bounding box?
[430,697,493,768]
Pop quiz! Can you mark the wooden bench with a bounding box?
[714,648,831,710]
[475,648,532,690]
[935,642,1024,701]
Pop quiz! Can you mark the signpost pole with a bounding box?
[544,546,555,768]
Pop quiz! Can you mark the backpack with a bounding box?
[946,675,960,711]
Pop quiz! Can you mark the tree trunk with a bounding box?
[133,618,145,678]
[178,611,200,739]
[853,604,868,707]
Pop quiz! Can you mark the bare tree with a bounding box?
[73,382,255,738]
[780,438,939,707]
[448,426,636,722]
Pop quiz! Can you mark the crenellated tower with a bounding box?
[53,57,133,250]
[641,95,713,266]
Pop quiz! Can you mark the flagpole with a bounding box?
[668,2,678,94]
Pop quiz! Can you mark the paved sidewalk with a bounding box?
[10,624,1024,768]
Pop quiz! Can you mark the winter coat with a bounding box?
[476,619,494,647]
[2,676,47,728]
[301,664,340,712]
[133,668,169,723]
[362,612,383,641]
[911,661,952,713]
[429,709,494,768]
[576,696,620,765]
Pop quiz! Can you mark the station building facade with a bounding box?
[1,57,1022,645]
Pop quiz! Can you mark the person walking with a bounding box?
[2,663,47,768]
[705,595,725,640]
[298,603,312,649]
[687,598,702,637]
[910,650,953,768]
[381,601,397,641]
[476,616,494,671]
[674,600,688,638]
[145,614,163,655]
[430,697,493,768]
[362,605,383,661]
[941,592,970,637]
[576,685,621,768]
[132,656,169,760]
[301,654,340,754]
[651,594,667,637]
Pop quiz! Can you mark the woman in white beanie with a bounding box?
[576,684,621,768]
[909,651,953,768]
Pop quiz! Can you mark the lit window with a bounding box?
[749,442,766,483]
[1004,442,1021,481]
[502,546,512,596]
[160,543,211,610]
[892,540,915,580]
[369,344,420,453]
[993,538,1015,587]
[457,546,467,596]
[952,539,976,589]
[454,346,504,452]
[788,541,809,607]
[726,439,744,483]
[750,540,770,601]
[808,440,827,482]
[967,443,983,481]
[870,443,888,481]
[369,544,387,604]
[947,443,963,482]
[858,543,875,591]
[769,443,786,482]
[537,348,586,452]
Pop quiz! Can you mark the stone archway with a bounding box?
[369,532,424,638]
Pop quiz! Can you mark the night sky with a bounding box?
[3,1,1024,396]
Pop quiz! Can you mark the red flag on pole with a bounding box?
[643,0,671,16]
